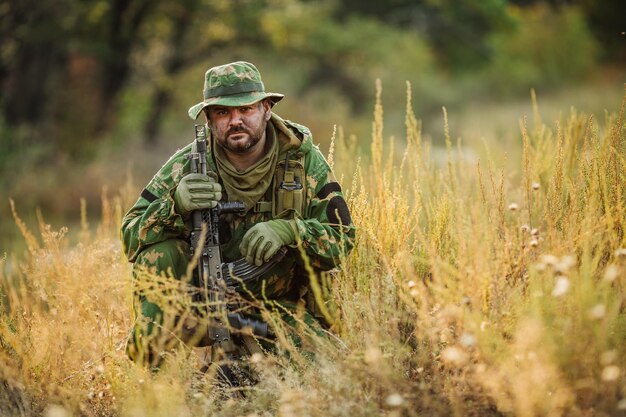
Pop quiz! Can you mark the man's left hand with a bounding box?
[240,219,297,266]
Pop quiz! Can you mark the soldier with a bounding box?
[121,61,355,365]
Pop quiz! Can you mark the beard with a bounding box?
[214,124,264,154]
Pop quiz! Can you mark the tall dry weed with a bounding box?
[0,84,624,417]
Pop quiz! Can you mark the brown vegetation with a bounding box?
[1,84,625,417]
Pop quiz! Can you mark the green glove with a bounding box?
[173,173,222,216]
[240,219,297,266]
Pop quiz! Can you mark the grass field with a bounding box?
[1,82,625,417]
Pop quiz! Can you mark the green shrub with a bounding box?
[484,5,599,95]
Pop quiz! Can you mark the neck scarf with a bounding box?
[214,121,279,213]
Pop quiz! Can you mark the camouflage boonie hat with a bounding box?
[188,61,284,119]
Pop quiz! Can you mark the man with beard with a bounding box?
[121,61,355,366]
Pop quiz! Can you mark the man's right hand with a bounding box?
[173,173,222,216]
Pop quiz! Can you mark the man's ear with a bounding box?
[263,99,272,121]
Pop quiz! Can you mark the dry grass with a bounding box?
[1,83,625,417]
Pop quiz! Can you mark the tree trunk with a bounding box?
[95,0,153,133]
[142,1,197,144]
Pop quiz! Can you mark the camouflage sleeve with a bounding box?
[292,145,355,270]
[121,145,192,262]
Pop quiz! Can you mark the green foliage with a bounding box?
[334,0,514,70]
[484,5,599,95]
[422,0,513,69]
[578,0,626,60]
[0,0,617,162]
[262,3,441,113]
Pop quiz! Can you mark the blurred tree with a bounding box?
[0,0,69,126]
[0,0,285,149]
[141,0,273,143]
[484,4,598,95]
[334,0,512,71]
[89,0,154,133]
[509,0,626,61]
[572,0,626,61]
[1,0,618,158]
[141,0,202,143]
[0,0,156,157]
[261,1,439,113]
[54,0,156,157]
[422,0,512,70]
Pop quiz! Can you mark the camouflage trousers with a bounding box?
[128,238,327,366]
[128,239,191,365]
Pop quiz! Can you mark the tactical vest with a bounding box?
[252,150,306,218]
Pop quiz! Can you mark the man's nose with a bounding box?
[229,109,243,125]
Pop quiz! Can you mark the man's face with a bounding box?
[206,100,271,154]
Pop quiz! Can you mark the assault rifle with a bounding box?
[186,124,286,364]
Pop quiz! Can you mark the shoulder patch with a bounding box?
[141,188,158,202]
[316,182,342,200]
[327,196,352,226]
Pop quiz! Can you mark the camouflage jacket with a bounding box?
[121,114,354,297]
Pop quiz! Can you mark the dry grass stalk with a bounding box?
[1,86,625,417]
